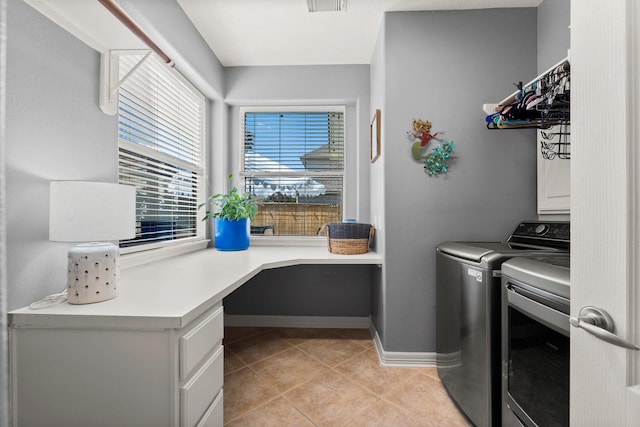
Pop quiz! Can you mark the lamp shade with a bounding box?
[49,181,136,242]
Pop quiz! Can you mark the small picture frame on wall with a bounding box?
[370,109,381,163]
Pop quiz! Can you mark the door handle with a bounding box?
[570,306,640,350]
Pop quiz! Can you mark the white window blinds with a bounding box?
[117,52,205,248]
[241,109,345,236]
[243,111,344,173]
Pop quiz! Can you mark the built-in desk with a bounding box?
[9,246,382,427]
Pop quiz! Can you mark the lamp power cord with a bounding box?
[29,289,68,309]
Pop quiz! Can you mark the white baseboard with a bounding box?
[369,321,437,368]
[224,314,370,329]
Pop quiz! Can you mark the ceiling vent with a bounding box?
[307,0,346,12]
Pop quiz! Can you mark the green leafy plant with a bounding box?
[199,174,258,221]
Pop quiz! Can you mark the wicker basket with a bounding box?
[321,222,374,255]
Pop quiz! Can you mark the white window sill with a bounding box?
[120,239,210,270]
[249,235,327,247]
[120,236,329,270]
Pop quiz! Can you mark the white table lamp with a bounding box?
[50,181,136,304]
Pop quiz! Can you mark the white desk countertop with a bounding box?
[9,246,383,330]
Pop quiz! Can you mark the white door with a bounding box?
[570,1,640,425]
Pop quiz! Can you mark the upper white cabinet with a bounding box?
[537,126,570,215]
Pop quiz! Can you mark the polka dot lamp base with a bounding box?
[67,242,119,304]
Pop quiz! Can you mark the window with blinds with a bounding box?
[240,108,344,236]
[117,52,206,249]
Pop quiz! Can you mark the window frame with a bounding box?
[113,51,207,256]
[238,105,347,240]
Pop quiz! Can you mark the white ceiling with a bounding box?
[177,0,543,67]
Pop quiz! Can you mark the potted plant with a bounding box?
[199,174,258,251]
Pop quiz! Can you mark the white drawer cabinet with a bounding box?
[180,305,224,380]
[9,302,224,427]
[198,390,224,427]
[181,346,224,427]
[8,246,383,427]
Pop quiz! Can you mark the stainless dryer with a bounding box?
[501,255,570,427]
[436,221,570,427]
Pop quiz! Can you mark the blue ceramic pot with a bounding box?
[214,218,250,251]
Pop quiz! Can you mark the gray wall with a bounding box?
[375,9,539,352]
[5,0,227,310]
[224,265,371,316]
[6,0,118,310]
[223,64,373,317]
[538,0,570,73]
[5,0,570,349]
[226,64,370,222]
